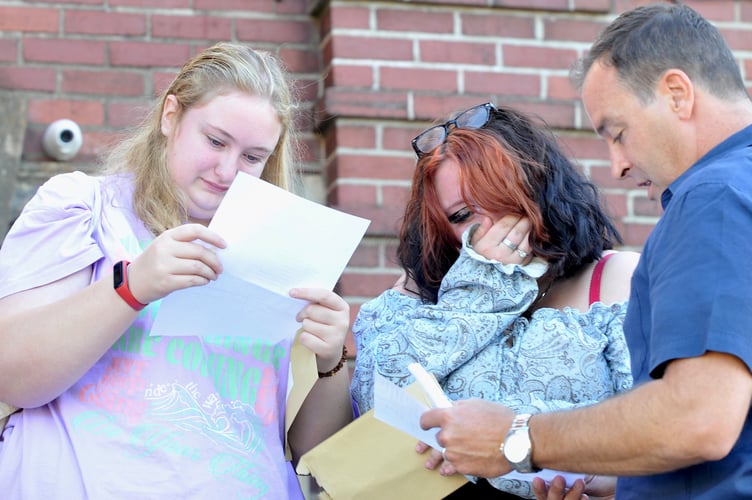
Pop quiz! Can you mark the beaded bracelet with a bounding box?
[318,345,348,378]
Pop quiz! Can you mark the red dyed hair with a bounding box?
[405,127,549,289]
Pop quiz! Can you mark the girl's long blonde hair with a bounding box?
[103,42,300,235]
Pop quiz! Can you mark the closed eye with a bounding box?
[448,207,473,224]
[613,131,623,144]
[243,152,265,164]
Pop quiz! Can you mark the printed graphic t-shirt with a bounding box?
[0,172,303,500]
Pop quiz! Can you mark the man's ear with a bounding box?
[661,69,694,120]
[161,94,180,136]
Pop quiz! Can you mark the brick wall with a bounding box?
[2,0,752,353]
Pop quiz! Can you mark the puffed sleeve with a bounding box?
[0,171,104,298]
[350,227,548,413]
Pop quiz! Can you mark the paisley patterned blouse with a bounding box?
[350,232,633,498]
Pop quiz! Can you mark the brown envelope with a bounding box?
[285,329,319,460]
[0,401,18,430]
[295,383,468,499]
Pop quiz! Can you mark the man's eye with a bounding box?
[448,208,473,224]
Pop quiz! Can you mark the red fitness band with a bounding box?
[113,260,148,311]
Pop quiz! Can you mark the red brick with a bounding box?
[24,0,102,4]
[348,242,382,268]
[23,38,106,65]
[557,134,609,162]
[493,0,569,9]
[111,0,189,7]
[0,7,58,33]
[544,18,609,43]
[420,40,496,65]
[333,124,378,150]
[328,5,371,31]
[601,192,627,219]
[0,39,18,62]
[547,74,579,100]
[321,89,410,120]
[504,45,579,70]
[278,47,320,74]
[236,19,313,44]
[588,163,632,190]
[619,222,655,249]
[294,135,320,165]
[330,36,413,62]
[194,0,305,13]
[109,42,191,68]
[338,271,398,297]
[293,106,317,135]
[65,10,146,36]
[62,69,144,96]
[384,241,401,269]
[330,154,415,182]
[28,99,104,126]
[152,15,232,40]
[572,0,611,12]
[461,12,535,39]
[417,0,486,5]
[78,129,122,157]
[742,1,752,22]
[0,67,56,92]
[684,0,736,22]
[380,67,458,92]
[153,71,178,96]
[194,0,272,10]
[719,29,752,52]
[333,204,406,237]
[510,101,575,130]
[465,71,540,97]
[376,8,454,34]
[382,185,410,210]
[632,194,663,218]
[107,101,150,128]
[331,184,379,206]
[326,64,374,89]
[382,125,422,155]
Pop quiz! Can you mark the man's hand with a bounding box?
[420,399,515,477]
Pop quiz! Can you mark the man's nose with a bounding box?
[610,149,631,179]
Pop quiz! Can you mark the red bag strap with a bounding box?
[589,252,615,305]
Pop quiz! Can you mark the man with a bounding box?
[420,3,752,499]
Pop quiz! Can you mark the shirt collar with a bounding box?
[661,124,752,210]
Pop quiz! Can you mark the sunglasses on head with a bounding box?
[411,102,497,158]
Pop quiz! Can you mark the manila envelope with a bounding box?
[295,383,468,499]
[0,401,19,431]
[285,330,320,460]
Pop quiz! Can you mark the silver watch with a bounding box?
[500,413,541,473]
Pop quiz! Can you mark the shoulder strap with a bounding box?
[589,252,616,305]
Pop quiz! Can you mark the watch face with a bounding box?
[504,432,529,462]
[113,261,125,288]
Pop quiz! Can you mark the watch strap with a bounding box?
[501,413,541,473]
[113,260,148,311]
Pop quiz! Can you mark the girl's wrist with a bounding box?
[318,345,348,378]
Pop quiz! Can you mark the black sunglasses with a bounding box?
[411,102,497,158]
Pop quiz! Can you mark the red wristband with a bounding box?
[113,260,148,311]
